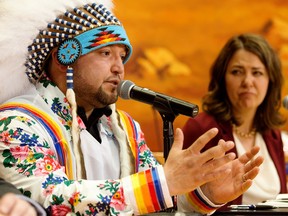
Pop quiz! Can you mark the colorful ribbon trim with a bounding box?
[0,102,74,179]
[117,110,140,171]
[185,189,217,214]
[128,167,166,214]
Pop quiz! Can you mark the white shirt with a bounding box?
[233,132,281,204]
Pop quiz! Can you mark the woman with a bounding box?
[182,33,287,209]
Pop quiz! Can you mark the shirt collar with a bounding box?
[77,106,112,129]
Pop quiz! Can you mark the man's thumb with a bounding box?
[171,128,184,150]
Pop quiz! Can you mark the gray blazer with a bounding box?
[0,178,21,197]
[0,178,47,215]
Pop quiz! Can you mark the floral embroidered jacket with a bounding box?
[0,76,217,215]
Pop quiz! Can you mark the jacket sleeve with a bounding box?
[0,110,173,215]
[0,178,22,197]
[177,187,224,215]
[131,113,224,215]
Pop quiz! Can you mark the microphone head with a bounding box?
[117,80,135,99]
[283,95,288,109]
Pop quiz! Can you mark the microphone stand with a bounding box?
[153,95,178,212]
[161,112,176,160]
[153,95,178,160]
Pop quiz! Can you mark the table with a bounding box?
[142,208,288,215]
[142,213,201,216]
[214,207,288,215]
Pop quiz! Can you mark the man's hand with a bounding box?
[200,145,264,204]
[0,193,37,216]
[164,127,236,196]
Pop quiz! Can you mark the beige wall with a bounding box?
[114,0,288,151]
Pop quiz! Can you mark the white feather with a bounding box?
[0,0,113,103]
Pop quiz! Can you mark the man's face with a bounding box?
[72,44,126,110]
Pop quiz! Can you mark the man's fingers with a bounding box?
[186,128,219,154]
[202,152,235,173]
[238,145,260,164]
[200,164,232,183]
[170,128,184,151]
[242,156,263,181]
[245,167,260,181]
[245,156,264,172]
[198,140,235,165]
[241,179,253,193]
[212,139,226,160]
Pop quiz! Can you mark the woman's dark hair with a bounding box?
[202,33,285,131]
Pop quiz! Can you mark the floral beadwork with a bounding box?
[39,76,73,132]
[138,131,159,168]
[3,145,61,177]
[0,73,167,215]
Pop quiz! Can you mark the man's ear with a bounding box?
[51,48,68,72]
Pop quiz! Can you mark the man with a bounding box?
[0,0,263,215]
[0,178,46,216]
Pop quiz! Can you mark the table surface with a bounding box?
[142,208,288,215]
[214,207,288,215]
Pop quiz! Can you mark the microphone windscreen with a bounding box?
[117,80,135,99]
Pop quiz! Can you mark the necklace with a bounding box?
[232,123,256,138]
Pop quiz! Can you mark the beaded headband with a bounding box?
[26,3,132,83]
[57,25,131,65]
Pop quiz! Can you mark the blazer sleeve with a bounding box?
[0,178,22,197]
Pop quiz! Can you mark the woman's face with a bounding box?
[225,49,269,114]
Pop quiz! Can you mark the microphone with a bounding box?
[117,80,199,117]
[283,95,288,109]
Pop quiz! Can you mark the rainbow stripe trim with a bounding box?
[118,110,140,171]
[0,102,74,179]
[185,188,217,214]
[123,167,168,214]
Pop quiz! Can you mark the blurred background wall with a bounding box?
[113,0,288,152]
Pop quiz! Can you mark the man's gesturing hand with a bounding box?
[164,128,236,196]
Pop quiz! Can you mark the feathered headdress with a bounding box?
[0,0,132,103]
[0,0,132,179]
